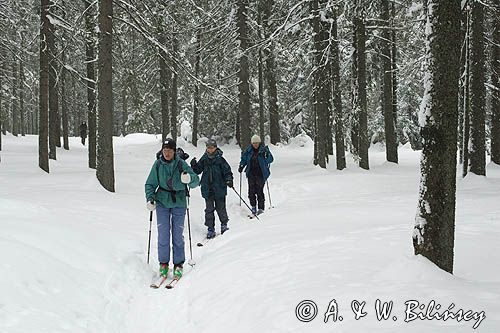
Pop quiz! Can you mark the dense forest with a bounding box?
[0,0,498,170]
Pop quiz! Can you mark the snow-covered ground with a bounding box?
[1,133,499,333]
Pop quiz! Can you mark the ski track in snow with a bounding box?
[1,134,499,332]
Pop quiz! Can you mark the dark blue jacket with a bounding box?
[239,144,274,181]
[191,148,233,199]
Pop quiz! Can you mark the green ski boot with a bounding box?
[173,264,183,279]
[159,263,169,277]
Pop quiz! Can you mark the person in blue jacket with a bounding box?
[238,135,274,216]
[145,138,200,279]
[191,139,233,238]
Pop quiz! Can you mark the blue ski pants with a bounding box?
[156,204,186,265]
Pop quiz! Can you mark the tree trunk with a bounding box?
[391,1,399,144]
[351,23,359,157]
[331,6,346,170]
[381,0,398,163]
[468,0,486,176]
[0,47,3,150]
[19,58,25,137]
[121,83,128,136]
[170,35,178,140]
[310,0,330,168]
[258,47,265,142]
[261,0,280,145]
[237,0,251,149]
[462,5,471,177]
[458,9,467,164]
[84,0,97,169]
[39,0,50,173]
[491,6,500,165]
[354,8,369,170]
[73,74,80,136]
[158,34,170,142]
[192,29,201,146]
[47,0,57,159]
[413,0,461,274]
[96,0,115,192]
[61,51,69,150]
[11,62,18,137]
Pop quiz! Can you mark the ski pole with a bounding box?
[186,188,195,266]
[147,210,153,264]
[239,172,242,206]
[231,187,260,220]
[266,180,273,208]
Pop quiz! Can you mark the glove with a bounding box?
[147,201,156,211]
[181,172,191,184]
[238,165,244,173]
[190,158,197,167]
[226,180,233,188]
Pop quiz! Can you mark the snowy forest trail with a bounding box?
[1,134,499,332]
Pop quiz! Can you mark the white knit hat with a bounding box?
[251,135,261,144]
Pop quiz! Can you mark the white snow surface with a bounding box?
[1,134,499,332]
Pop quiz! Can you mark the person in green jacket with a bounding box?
[145,138,199,279]
[190,139,233,238]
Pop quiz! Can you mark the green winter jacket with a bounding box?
[145,155,200,208]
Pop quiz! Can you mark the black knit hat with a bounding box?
[162,138,176,150]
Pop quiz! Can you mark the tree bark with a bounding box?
[468,0,486,175]
[47,0,57,159]
[19,31,26,137]
[0,46,3,150]
[170,35,178,140]
[61,51,69,150]
[158,34,170,142]
[121,83,128,136]
[351,22,359,157]
[458,9,467,165]
[462,5,471,177]
[490,5,500,165]
[84,0,97,169]
[192,29,201,146]
[96,0,115,192]
[258,46,265,141]
[331,6,346,170]
[381,0,398,163]
[237,0,251,148]
[413,0,461,274]
[261,0,280,145]
[391,1,399,144]
[39,0,50,172]
[310,0,330,168]
[11,62,18,137]
[354,5,369,170]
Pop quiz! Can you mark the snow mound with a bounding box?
[288,133,313,148]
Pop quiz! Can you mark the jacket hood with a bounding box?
[204,148,224,159]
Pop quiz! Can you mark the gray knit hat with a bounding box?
[206,139,217,148]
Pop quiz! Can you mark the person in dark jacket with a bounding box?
[191,139,233,238]
[79,122,88,145]
[238,135,274,216]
